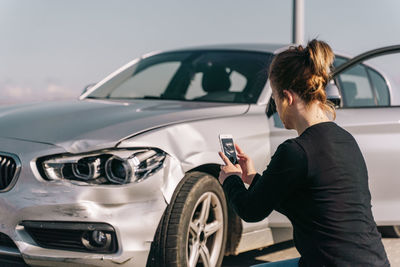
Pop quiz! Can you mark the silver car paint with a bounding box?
[0,135,182,266]
[0,99,259,264]
[118,104,271,202]
[119,104,283,253]
[0,100,248,153]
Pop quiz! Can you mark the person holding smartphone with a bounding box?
[218,39,389,267]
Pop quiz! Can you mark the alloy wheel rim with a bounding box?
[186,192,224,267]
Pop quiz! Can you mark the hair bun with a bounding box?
[306,39,334,78]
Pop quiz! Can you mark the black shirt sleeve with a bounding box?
[222,139,307,222]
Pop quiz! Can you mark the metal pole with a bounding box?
[292,0,305,45]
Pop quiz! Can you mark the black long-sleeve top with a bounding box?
[223,121,389,266]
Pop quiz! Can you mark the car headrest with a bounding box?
[342,81,357,98]
[201,65,231,93]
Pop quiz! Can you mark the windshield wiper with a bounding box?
[142,96,164,99]
[110,96,182,100]
[87,95,186,101]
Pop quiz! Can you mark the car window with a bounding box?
[367,68,390,106]
[333,56,347,68]
[110,62,181,98]
[337,64,375,107]
[185,72,206,99]
[88,51,273,104]
[185,69,247,101]
[334,56,391,108]
[226,70,247,92]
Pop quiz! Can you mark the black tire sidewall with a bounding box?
[169,172,228,267]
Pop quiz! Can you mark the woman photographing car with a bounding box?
[218,39,390,266]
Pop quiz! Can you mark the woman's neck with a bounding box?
[294,102,330,135]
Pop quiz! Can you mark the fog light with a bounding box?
[21,221,118,253]
[92,230,107,246]
[82,230,112,251]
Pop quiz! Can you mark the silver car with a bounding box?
[0,44,399,267]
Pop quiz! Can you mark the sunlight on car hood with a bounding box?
[0,99,249,153]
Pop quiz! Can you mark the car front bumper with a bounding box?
[0,137,172,267]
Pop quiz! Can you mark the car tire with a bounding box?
[147,171,228,267]
[378,225,400,238]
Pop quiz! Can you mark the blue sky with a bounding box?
[1,0,400,104]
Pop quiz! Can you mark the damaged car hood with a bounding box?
[0,99,248,153]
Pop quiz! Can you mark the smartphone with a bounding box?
[219,134,238,165]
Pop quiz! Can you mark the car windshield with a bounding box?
[87,50,273,103]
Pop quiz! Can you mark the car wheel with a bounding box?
[148,171,228,267]
[378,225,400,238]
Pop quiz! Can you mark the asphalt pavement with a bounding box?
[222,238,400,267]
[2,238,398,266]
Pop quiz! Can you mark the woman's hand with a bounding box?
[235,144,257,185]
[218,152,242,184]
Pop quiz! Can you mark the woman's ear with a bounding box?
[282,89,294,105]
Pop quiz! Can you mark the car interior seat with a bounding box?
[194,65,234,101]
[341,81,357,107]
[342,81,375,107]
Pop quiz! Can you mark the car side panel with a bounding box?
[335,107,400,225]
[118,104,280,252]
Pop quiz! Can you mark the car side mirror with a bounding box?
[266,97,276,118]
[326,82,341,108]
[81,83,96,96]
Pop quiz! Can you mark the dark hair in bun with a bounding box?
[269,39,336,119]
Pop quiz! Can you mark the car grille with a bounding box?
[0,232,18,249]
[22,221,118,253]
[0,153,20,191]
[26,227,88,251]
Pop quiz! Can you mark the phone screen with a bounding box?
[220,138,238,164]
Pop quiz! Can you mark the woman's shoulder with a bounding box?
[276,138,307,159]
[270,139,308,171]
[298,121,354,141]
[295,121,358,155]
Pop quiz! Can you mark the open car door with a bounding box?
[267,44,400,238]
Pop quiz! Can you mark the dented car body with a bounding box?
[1,44,400,266]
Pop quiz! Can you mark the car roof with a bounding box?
[163,43,291,54]
[145,43,358,59]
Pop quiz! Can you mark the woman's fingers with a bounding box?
[218,151,232,166]
[235,143,244,154]
[234,164,242,171]
[237,153,247,159]
[236,145,250,161]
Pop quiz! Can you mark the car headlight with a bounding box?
[38,149,166,185]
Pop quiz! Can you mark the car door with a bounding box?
[266,45,400,229]
[333,45,400,227]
